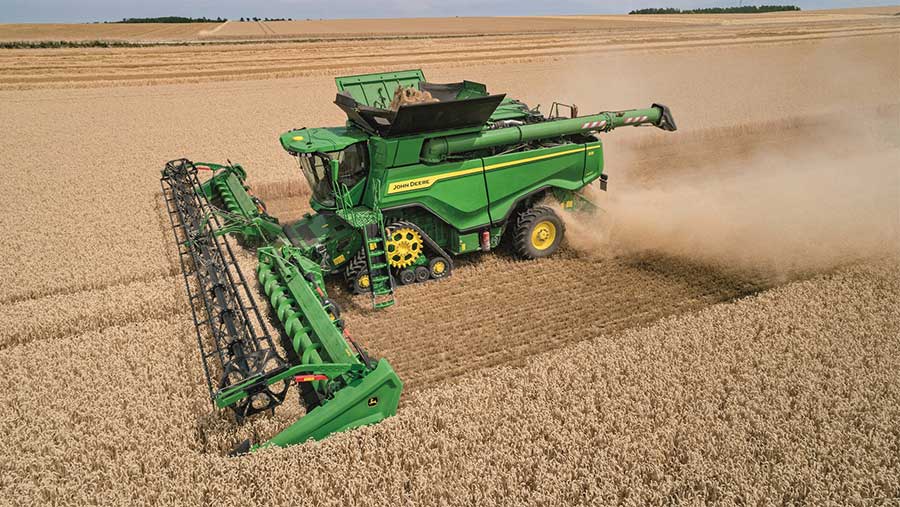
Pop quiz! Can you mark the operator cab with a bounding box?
[293,143,369,209]
[279,127,371,260]
[280,126,370,210]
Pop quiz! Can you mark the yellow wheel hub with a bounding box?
[432,260,446,275]
[530,221,557,250]
[358,274,370,289]
[386,227,423,268]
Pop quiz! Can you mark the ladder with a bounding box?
[362,222,395,309]
[334,176,395,310]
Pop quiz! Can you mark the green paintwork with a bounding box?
[215,362,362,409]
[250,245,402,446]
[336,69,425,108]
[259,246,356,364]
[170,69,674,451]
[281,211,362,270]
[274,70,674,283]
[379,157,490,232]
[489,97,535,121]
[419,107,663,162]
[361,222,396,309]
[261,358,401,448]
[483,143,587,224]
[196,162,285,243]
[280,126,369,155]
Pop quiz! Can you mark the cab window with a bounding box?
[337,142,369,190]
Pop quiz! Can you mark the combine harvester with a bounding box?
[162,70,676,452]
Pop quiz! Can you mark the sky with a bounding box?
[0,0,895,23]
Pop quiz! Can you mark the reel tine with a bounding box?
[161,159,288,419]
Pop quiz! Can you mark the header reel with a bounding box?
[162,159,402,452]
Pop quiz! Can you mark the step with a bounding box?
[368,250,385,256]
[369,262,388,270]
[374,300,396,309]
[372,275,392,283]
[337,207,380,227]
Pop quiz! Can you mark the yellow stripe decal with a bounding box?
[387,166,482,194]
[386,147,585,195]
[481,147,584,172]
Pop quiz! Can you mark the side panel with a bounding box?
[483,144,586,224]
[583,140,604,185]
[380,158,490,232]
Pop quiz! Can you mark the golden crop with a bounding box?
[0,14,897,505]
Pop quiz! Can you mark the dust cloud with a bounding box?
[562,117,900,277]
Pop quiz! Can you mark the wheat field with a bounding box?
[0,11,898,505]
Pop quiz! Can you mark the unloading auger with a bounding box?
[162,69,675,452]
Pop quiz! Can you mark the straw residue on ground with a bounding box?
[1,260,896,505]
[0,14,898,506]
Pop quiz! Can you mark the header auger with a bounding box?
[162,69,676,453]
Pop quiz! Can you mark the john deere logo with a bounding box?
[367,397,378,407]
[388,177,433,194]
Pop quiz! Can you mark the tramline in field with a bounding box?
[161,69,676,452]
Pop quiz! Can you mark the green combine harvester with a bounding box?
[162,69,676,453]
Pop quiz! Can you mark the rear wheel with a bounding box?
[513,205,565,259]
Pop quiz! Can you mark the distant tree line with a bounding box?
[105,16,300,24]
[112,16,225,23]
[1,40,135,48]
[629,5,801,14]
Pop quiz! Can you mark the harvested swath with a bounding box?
[1,23,897,90]
[188,225,774,450]
[0,22,206,42]
[1,9,891,44]
[335,249,771,393]
[193,243,769,448]
[0,261,896,505]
